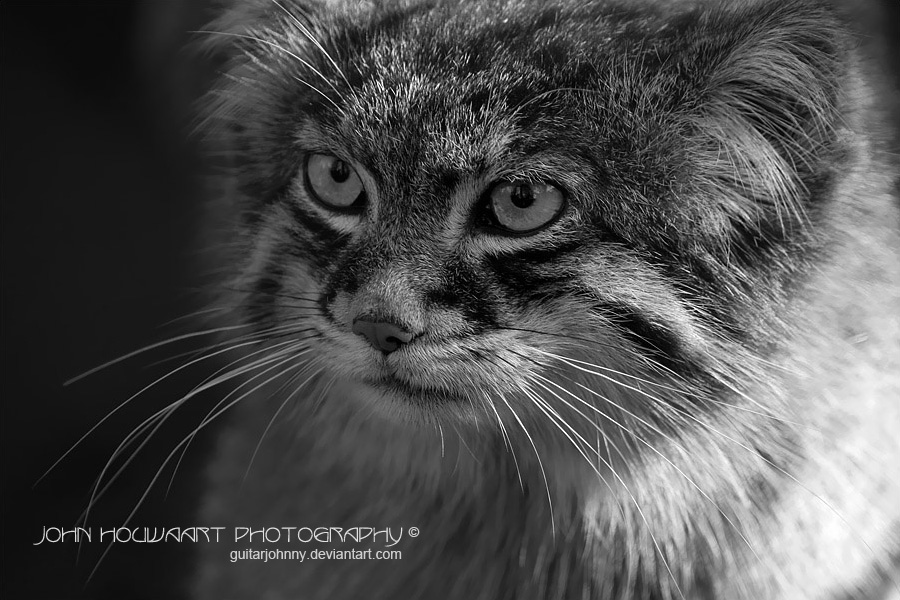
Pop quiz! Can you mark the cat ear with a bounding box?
[684,1,849,228]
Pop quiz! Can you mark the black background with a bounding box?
[1,1,899,599]
[3,2,215,598]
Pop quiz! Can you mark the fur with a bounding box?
[186,1,900,598]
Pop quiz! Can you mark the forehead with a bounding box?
[320,9,596,176]
[332,22,552,179]
[317,2,671,171]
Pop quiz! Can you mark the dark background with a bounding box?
[1,2,899,599]
[2,2,217,598]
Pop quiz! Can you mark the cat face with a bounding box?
[198,0,846,429]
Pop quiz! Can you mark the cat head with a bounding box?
[194,0,852,435]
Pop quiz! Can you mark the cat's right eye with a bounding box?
[304,154,365,210]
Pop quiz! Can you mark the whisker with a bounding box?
[63,323,253,386]
[162,343,315,474]
[482,391,523,491]
[140,323,312,369]
[533,372,761,565]
[521,381,686,600]
[81,341,313,525]
[155,305,236,328]
[498,393,555,536]
[518,383,620,492]
[242,365,324,484]
[310,372,337,415]
[216,285,322,304]
[192,30,345,112]
[540,349,803,431]
[270,0,355,94]
[671,402,895,582]
[556,347,810,430]
[523,344,892,593]
[39,332,290,487]
[167,355,318,497]
[191,329,318,388]
[86,356,307,583]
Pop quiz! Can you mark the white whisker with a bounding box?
[242,365,324,483]
[86,355,307,582]
[521,380,686,600]
[270,0,355,94]
[533,373,761,565]
[498,393,555,536]
[483,391,523,491]
[63,323,253,386]
[192,30,345,113]
[82,340,314,525]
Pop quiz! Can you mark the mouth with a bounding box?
[342,334,503,408]
[363,354,471,406]
[362,370,468,405]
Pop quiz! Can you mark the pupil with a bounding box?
[330,160,350,183]
[510,184,534,209]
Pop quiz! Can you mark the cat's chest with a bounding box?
[194,400,605,600]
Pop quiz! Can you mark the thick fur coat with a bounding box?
[188,1,900,598]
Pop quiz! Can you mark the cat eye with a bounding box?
[305,153,365,210]
[486,181,565,233]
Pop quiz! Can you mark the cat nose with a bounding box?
[351,318,415,354]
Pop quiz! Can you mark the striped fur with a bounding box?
[190,1,900,598]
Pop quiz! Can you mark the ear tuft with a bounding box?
[686,1,850,229]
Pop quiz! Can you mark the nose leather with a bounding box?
[352,319,414,354]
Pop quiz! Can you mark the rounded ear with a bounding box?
[682,1,850,229]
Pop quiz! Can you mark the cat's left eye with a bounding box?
[305,153,365,210]
[486,181,565,233]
